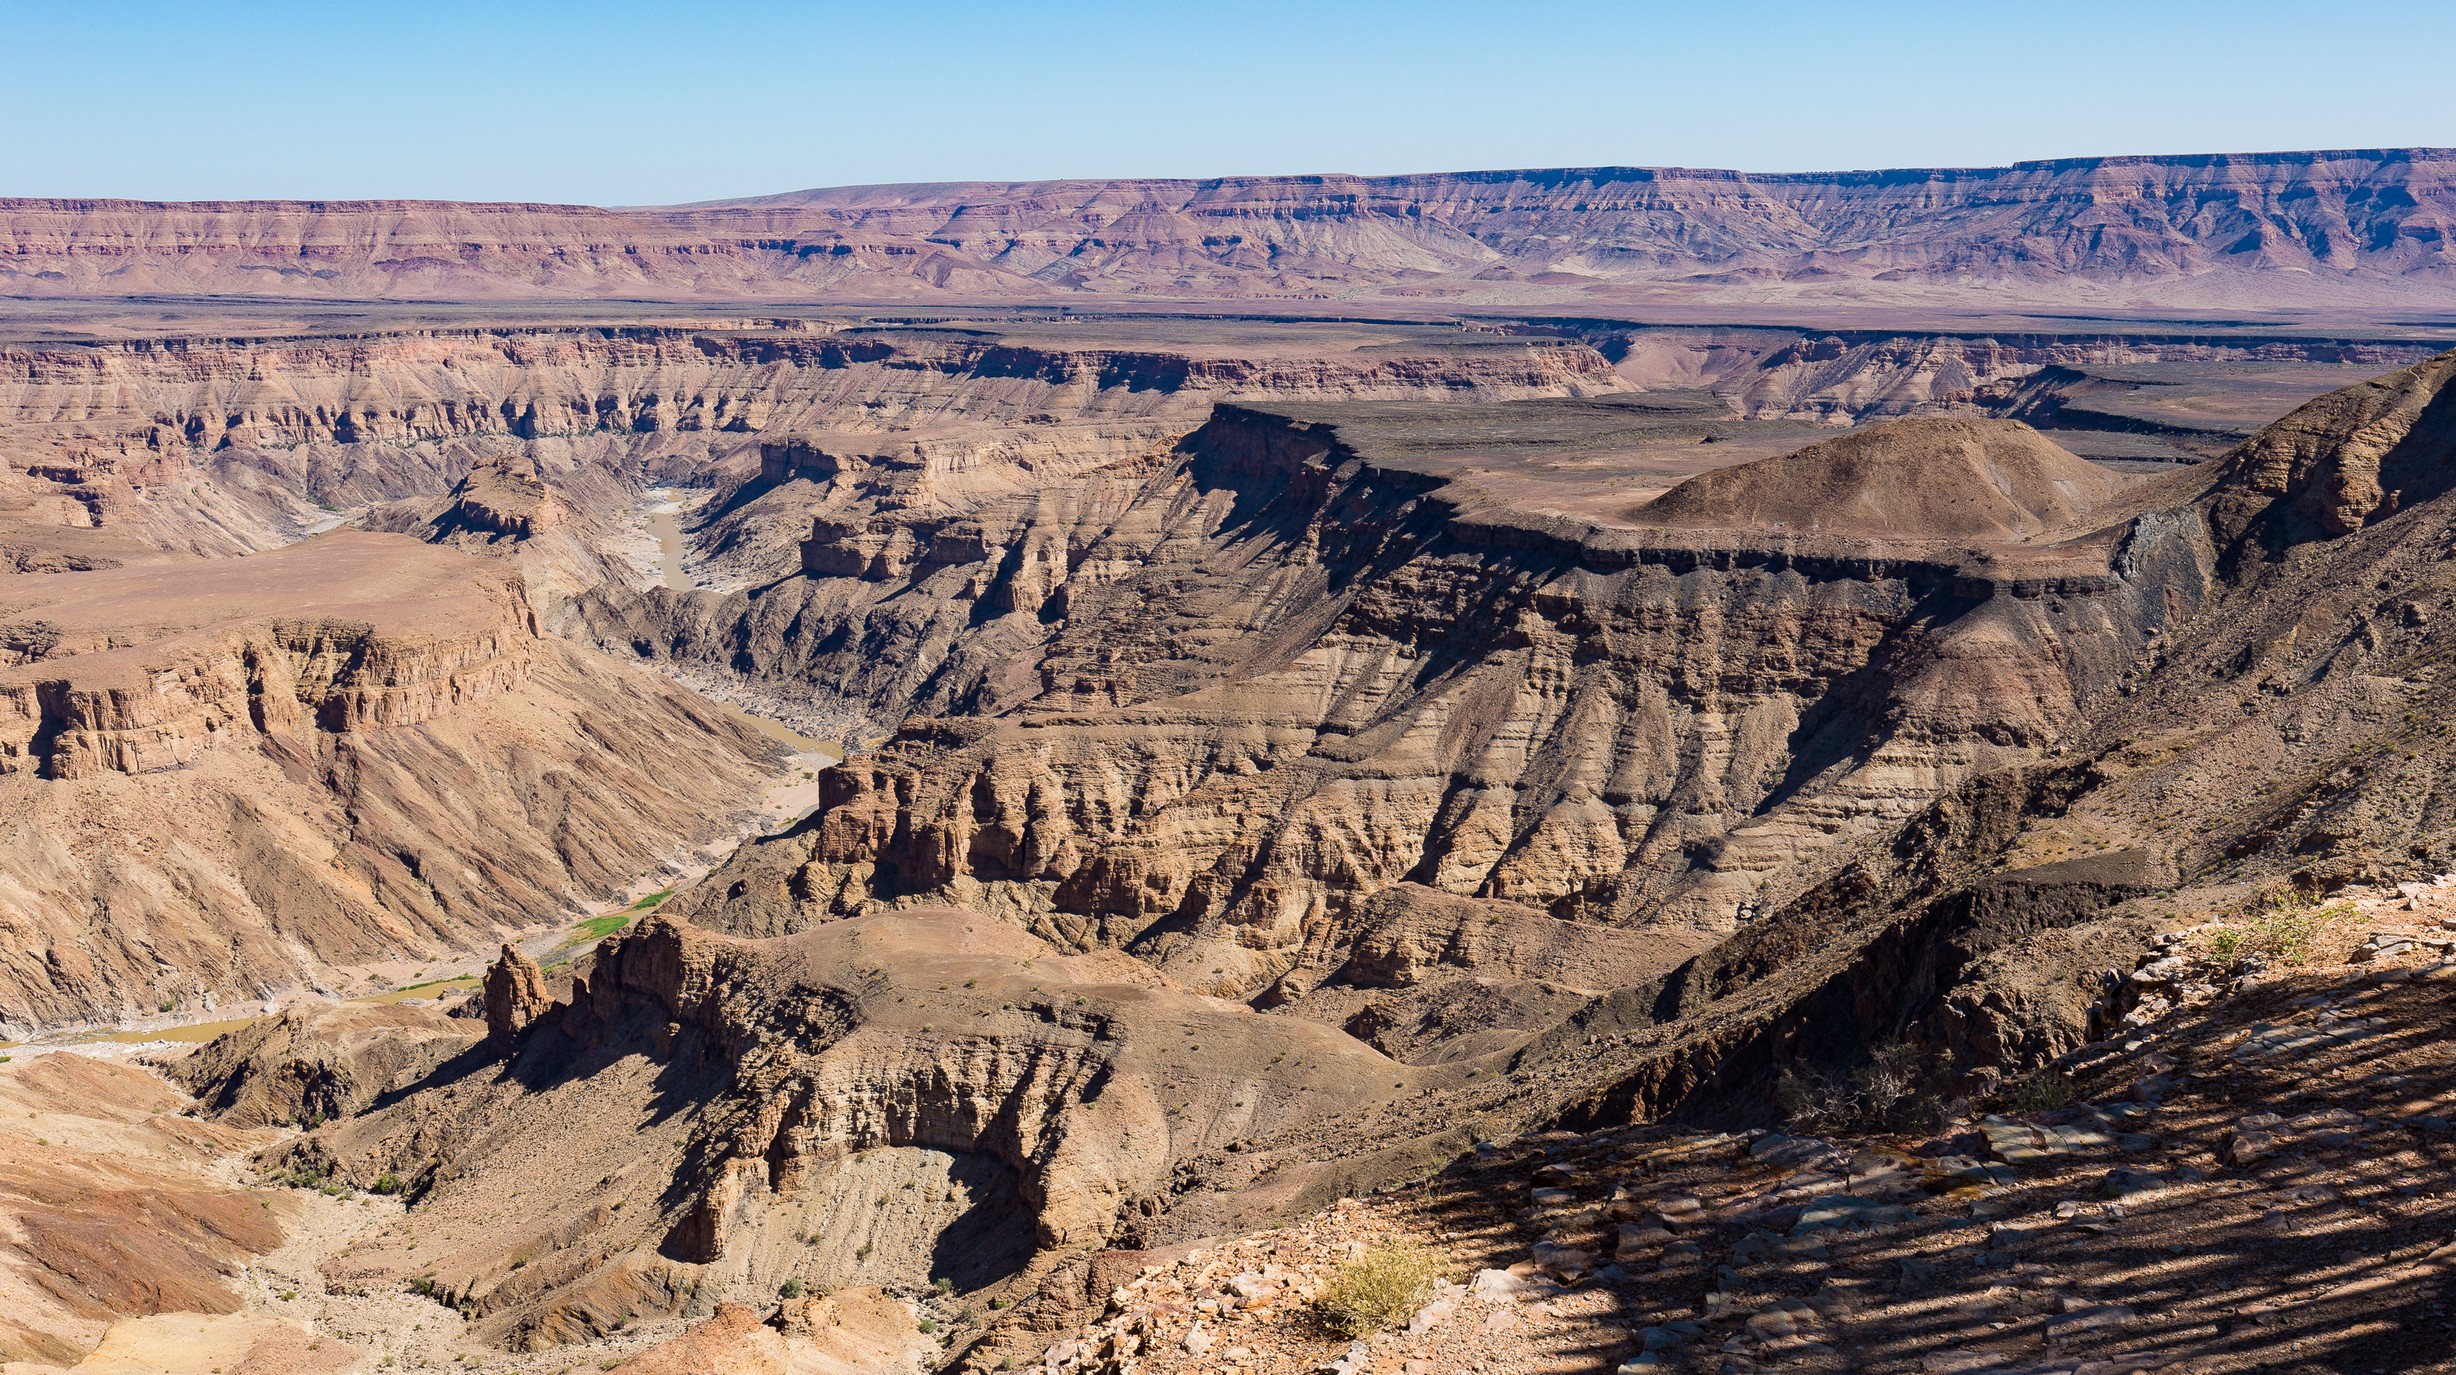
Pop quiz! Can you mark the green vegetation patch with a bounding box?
[570,912,632,942]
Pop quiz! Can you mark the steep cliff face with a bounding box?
[6,150,2455,311]
[660,406,2206,1019]
[0,326,1627,580]
[0,533,786,1031]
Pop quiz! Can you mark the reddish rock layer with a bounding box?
[4,150,2454,312]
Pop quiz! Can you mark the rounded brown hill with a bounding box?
[1632,416,2121,541]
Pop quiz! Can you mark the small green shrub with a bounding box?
[2004,1071,2077,1112]
[779,1278,803,1299]
[1313,1242,1440,1339]
[371,1173,402,1195]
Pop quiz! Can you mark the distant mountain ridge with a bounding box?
[5,148,2454,315]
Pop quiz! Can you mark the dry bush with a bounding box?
[1778,1043,1949,1132]
[1314,1242,1439,1338]
[2206,889,2354,970]
[1775,1066,1861,1130]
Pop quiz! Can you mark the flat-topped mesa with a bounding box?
[4,151,2454,310]
[1631,417,2124,544]
[0,533,538,778]
[429,458,561,542]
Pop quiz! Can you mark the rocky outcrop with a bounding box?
[432,458,559,540]
[298,910,1421,1346]
[2201,350,2456,543]
[173,1002,484,1128]
[482,943,552,1046]
[606,1293,926,1375]
[0,534,540,780]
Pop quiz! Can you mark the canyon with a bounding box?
[3,153,2456,1375]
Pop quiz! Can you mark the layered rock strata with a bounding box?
[6,150,2456,311]
[0,532,786,1029]
[662,409,2199,1016]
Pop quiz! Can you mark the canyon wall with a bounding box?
[0,534,785,1031]
[5,149,2455,311]
[0,325,1628,570]
[656,409,2211,1021]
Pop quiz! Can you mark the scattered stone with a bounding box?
[1749,1133,1836,1168]
[1470,1268,1525,1301]
[1617,1220,1674,1259]
[1981,1114,2103,1164]
[1794,1194,1915,1234]
[1655,1191,1709,1223]
[1743,1298,1819,1341]
[2096,1168,2160,1199]
[2046,1304,2138,1341]
[1531,1241,1593,1277]
[1643,1321,1703,1352]
[1931,1154,2020,1188]
[2233,1016,2385,1061]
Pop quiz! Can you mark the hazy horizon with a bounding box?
[4,0,2453,205]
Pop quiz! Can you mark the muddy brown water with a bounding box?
[645,499,691,591]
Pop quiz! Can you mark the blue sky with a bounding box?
[4,0,2451,204]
